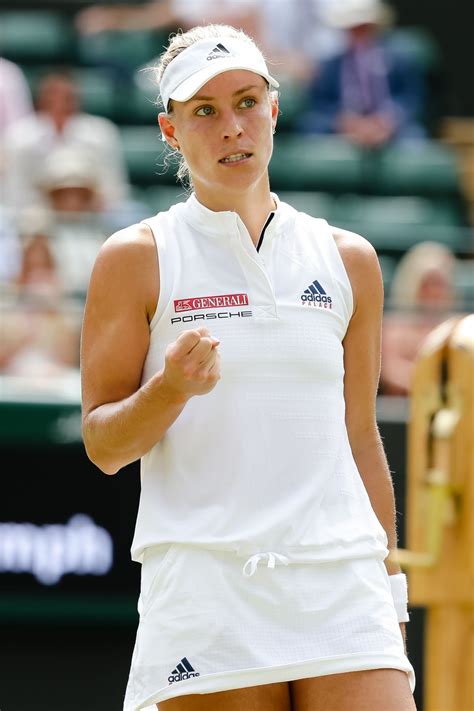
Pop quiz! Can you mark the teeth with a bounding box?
[221,153,250,163]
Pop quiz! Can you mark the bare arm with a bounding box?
[80,224,220,475]
[332,226,402,577]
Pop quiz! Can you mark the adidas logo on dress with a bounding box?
[168,657,200,684]
[301,279,333,308]
[206,43,231,61]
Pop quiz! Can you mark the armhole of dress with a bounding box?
[141,217,169,332]
[318,217,355,322]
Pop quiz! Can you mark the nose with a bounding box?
[221,109,243,140]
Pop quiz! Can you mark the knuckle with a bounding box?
[196,327,211,337]
[166,347,178,363]
[182,364,195,380]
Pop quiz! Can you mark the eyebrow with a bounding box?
[189,84,262,102]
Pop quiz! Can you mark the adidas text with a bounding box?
[168,657,200,684]
[301,293,332,308]
[168,670,200,684]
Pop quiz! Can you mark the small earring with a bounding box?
[272,127,276,135]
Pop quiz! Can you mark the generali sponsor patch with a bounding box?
[174,293,249,312]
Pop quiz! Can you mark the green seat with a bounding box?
[387,27,442,73]
[0,12,74,62]
[330,195,468,253]
[372,141,461,196]
[119,126,177,185]
[74,68,116,119]
[332,195,463,226]
[145,186,189,213]
[115,77,160,124]
[277,191,334,219]
[275,79,308,133]
[77,30,165,74]
[455,260,474,311]
[270,136,364,192]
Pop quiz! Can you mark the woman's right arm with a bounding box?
[81,224,220,475]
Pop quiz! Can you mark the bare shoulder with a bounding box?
[330,225,382,309]
[330,225,379,272]
[96,222,155,266]
[88,222,158,319]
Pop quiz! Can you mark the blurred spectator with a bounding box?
[0,214,81,378]
[3,72,130,213]
[15,221,61,299]
[0,207,22,284]
[77,0,342,84]
[0,292,81,378]
[0,58,33,185]
[0,58,33,134]
[34,148,109,295]
[76,0,259,39]
[38,148,103,214]
[257,0,346,83]
[381,242,458,396]
[297,0,427,147]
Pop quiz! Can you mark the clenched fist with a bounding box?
[162,327,221,401]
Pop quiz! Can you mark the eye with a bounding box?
[195,105,214,116]
[240,97,256,109]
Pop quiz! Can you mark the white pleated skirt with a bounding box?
[123,544,415,710]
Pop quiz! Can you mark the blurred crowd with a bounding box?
[0,0,472,396]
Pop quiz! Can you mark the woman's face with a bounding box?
[160,70,278,206]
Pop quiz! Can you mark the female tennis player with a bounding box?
[81,24,417,711]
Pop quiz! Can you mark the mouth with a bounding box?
[218,153,253,164]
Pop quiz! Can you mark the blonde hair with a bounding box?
[154,24,275,187]
[389,241,456,309]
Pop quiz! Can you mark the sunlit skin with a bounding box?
[159,70,278,237]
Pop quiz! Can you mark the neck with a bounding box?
[193,179,276,246]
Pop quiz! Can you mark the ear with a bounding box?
[158,112,179,150]
[270,93,279,133]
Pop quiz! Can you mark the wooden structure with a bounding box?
[393,314,474,711]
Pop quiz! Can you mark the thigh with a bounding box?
[290,669,417,711]
[157,682,291,711]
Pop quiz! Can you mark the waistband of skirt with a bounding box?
[134,540,389,572]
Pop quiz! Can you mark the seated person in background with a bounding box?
[76,0,259,40]
[381,242,458,396]
[0,292,81,379]
[0,58,33,134]
[0,58,33,176]
[256,0,346,83]
[15,231,61,298]
[0,219,80,379]
[3,72,130,213]
[297,0,427,147]
[0,207,22,285]
[34,148,109,295]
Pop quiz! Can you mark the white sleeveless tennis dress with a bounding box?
[123,194,415,709]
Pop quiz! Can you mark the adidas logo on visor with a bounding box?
[206,43,231,61]
[301,279,333,308]
[168,657,200,684]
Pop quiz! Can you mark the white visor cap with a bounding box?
[159,37,279,112]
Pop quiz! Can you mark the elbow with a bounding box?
[84,439,120,476]
[82,419,121,476]
[95,458,121,476]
